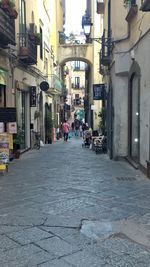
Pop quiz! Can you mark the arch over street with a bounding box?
[58,44,93,67]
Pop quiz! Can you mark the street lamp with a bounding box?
[82,11,101,43]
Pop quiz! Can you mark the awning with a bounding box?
[0,69,7,85]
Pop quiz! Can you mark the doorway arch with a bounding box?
[128,61,141,163]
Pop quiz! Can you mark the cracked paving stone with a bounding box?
[62,250,105,267]
[0,225,26,235]
[35,236,79,257]
[0,244,41,265]
[0,235,19,251]
[5,226,53,245]
[1,251,54,267]
[40,226,93,249]
[39,259,74,267]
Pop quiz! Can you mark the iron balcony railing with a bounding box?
[100,30,112,67]
[18,33,37,65]
[72,83,80,89]
[48,74,62,92]
[0,8,15,46]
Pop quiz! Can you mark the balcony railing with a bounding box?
[72,83,80,89]
[100,30,112,67]
[48,74,62,92]
[18,33,37,65]
[0,8,15,47]
[140,0,150,11]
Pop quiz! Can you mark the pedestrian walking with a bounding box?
[74,118,80,136]
[62,120,70,142]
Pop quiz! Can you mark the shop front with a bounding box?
[15,81,30,150]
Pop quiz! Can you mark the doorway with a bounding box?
[129,73,140,163]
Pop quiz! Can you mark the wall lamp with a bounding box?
[82,12,101,43]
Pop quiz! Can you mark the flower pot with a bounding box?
[9,9,18,19]
[19,46,28,57]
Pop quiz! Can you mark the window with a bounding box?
[40,27,43,60]
[74,61,80,70]
[75,77,80,88]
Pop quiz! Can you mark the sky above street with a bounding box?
[65,0,86,35]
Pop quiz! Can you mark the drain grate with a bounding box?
[116,177,136,181]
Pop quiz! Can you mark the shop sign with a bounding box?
[0,108,16,123]
[7,122,17,134]
[0,133,9,164]
[30,86,36,107]
[93,84,107,100]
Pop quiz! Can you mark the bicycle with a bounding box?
[33,132,40,150]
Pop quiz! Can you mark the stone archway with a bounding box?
[58,44,93,126]
[58,44,93,66]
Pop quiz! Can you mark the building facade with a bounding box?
[98,0,150,169]
[0,0,65,151]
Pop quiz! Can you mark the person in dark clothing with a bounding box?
[74,118,80,136]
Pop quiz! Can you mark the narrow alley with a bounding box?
[0,139,150,266]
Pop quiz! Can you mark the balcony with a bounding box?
[72,83,80,89]
[96,0,104,14]
[140,0,150,11]
[48,74,62,94]
[100,30,112,67]
[18,33,37,65]
[0,8,15,47]
[73,98,82,106]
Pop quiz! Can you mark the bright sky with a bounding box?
[65,0,86,35]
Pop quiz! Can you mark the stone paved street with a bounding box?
[1,138,150,266]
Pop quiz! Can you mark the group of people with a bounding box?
[62,117,89,142]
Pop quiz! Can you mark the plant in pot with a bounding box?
[0,0,18,19]
[45,111,53,144]
[34,33,41,45]
[13,127,24,159]
[9,7,18,19]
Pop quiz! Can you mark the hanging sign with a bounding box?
[30,86,36,107]
[93,84,106,100]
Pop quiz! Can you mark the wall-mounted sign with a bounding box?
[93,84,107,100]
[30,86,36,107]
[0,108,16,123]
[40,81,49,92]
[7,122,17,134]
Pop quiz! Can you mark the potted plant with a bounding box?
[9,8,18,19]
[13,127,24,159]
[0,0,18,19]
[34,33,41,45]
[45,111,53,144]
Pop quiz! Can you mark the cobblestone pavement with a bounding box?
[1,138,150,266]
